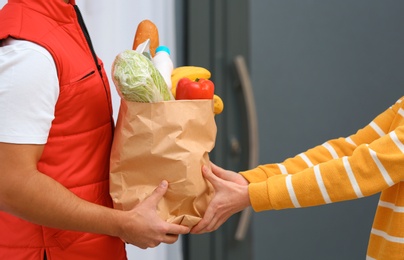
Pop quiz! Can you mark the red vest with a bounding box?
[0,1,126,259]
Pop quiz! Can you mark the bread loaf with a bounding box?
[132,19,160,57]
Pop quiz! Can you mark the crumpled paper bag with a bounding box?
[110,99,217,228]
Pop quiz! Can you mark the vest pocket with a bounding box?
[79,70,95,81]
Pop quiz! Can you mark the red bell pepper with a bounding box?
[175,78,215,100]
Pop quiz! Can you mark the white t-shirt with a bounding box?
[0,38,59,144]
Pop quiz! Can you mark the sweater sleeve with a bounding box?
[242,97,404,211]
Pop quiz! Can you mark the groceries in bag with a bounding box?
[110,19,224,228]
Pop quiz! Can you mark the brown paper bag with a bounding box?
[109,99,217,228]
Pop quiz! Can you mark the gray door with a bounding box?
[179,1,404,259]
[177,0,253,259]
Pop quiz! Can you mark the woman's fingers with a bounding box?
[202,165,222,187]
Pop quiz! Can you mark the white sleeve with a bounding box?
[0,39,59,144]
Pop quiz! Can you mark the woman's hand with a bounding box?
[190,163,251,234]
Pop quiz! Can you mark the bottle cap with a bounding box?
[156,45,170,55]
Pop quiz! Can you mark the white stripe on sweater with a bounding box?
[370,121,386,137]
[277,163,288,175]
[368,146,394,187]
[286,175,301,208]
[378,200,404,213]
[371,228,404,243]
[390,131,404,153]
[366,256,376,260]
[298,153,313,167]
[343,156,364,198]
[322,142,339,159]
[314,165,331,204]
[345,137,357,147]
[398,108,404,118]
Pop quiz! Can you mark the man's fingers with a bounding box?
[163,234,180,244]
[145,180,168,205]
[166,223,190,236]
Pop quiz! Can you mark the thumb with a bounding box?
[210,162,221,172]
[210,163,227,179]
[146,180,168,205]
[202,165,221,187]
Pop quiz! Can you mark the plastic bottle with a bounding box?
[153,46,174,91]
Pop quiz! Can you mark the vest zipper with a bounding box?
[73,5,114,126]
[73,5,101,74]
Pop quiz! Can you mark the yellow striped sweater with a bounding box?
[240,96,404,259]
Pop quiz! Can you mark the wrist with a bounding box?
[244,185,252,207]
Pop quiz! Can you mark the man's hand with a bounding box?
[0,142,189,249]
[118,180,190,249]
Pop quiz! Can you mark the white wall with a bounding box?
[75,0,178,121]
[0,1,182,259]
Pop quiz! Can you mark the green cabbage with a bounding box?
[112,50,174,102]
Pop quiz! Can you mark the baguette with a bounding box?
[132,19,160,57]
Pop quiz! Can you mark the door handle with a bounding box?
[233,55,259,241]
